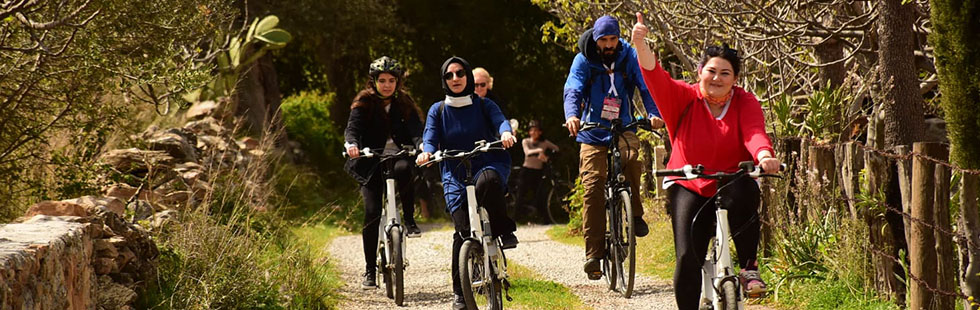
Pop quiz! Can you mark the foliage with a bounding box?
[0,0,239,220]
[565,176,586,234]
[279,91,346,175]
[930,0,980,170]
[185,15,293,103]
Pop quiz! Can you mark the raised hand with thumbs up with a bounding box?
[632,12,657,71]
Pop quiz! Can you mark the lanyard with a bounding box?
[603,63,618,97]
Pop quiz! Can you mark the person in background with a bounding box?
[515,120,559,220]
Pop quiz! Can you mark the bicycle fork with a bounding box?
[464,184,512,301]
[380,178,408,269]
[701,209,744,310]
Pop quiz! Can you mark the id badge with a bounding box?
[601,96,621,120]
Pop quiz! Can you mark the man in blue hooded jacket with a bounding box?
[562,15,664,280]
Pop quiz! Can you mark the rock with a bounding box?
[247,149,266,157]
[238,137,260,150]
[62,196,126,216]
[151,210,178,231]
[94,257,116,275]
[185,100,218,120]
[162,191,191,207]
[104,184,138,201]
[115,246,136,270]
[197,135,229,152]
[96,275,136,309]
[0,218,94,309]
[184,117,225,136]
[99,148,174,174]
[129,200,154,222]
[924,116,949,143]
[94,239,118,259]
[146,128,198,163]
[23,201,88,218]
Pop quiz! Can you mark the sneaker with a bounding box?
[583,257,602,280]
[739,269,767,297]
[633,216,649,237]
[405,221,422,238]
[452,294,467,310]
[500,233,519,249]
[361,268,377,289]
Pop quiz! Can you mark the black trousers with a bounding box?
[361,158,416,271]
[515,167,545,210]
[668,177,761,310]
[451,169,516,295]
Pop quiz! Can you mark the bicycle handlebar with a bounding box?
[654,161,786,180]
[563,119,662,139]
[342,146,418,159]
[417,139,505,167]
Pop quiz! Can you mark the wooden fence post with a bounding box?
[839,142,864,221]
[909,142,944,310]
[808,144,837,220]
[932,145,954,310]
[865,148,903,301]
[896,145,913,244]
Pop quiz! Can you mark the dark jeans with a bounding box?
[668,177,760,310]
[451,169,516,295]
[361,158,416,271]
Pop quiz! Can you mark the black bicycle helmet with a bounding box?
[369,56,404,81]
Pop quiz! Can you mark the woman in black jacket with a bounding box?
[344,56,424,290]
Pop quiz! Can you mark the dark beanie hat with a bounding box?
[592,15,619,41]
[440,56,475,97]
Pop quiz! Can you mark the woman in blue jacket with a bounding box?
[415,56,518,309]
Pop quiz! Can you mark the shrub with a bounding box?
[280,91,345,175]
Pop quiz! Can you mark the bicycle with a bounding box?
[574,118,656,298]
[654,161,783,310]
[507,149,572,224]
[420,140,512,310]
[343,146,419,306]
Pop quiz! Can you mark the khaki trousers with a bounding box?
[579,131,645,259]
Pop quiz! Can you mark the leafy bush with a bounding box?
[280,91,346,174]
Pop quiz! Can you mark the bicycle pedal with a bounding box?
[746,292,766,299]
[587,272,602,281]
[406,233,421,238]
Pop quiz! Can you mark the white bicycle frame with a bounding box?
[699,209,744,310]
[465,184,508,285]
[378,177,408,270]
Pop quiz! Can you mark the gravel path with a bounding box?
[510,224,677,309]
[327,223,771,310]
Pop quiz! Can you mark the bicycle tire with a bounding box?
[604,204,618,291]
[542,185,557,224]
[720,280,737,310]
[619,190,636,298]
[380,243,392,298]
[459,240,484,309]
[390,227,405,306]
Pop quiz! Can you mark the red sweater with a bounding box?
[641,61,774,197]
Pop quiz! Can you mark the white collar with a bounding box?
[444,95,473,107]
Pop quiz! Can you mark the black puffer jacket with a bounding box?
[343,89,423,185]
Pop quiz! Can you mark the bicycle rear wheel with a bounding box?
[614,190,636,298]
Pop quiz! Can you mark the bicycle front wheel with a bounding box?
[614,190,636,298]
[460,240,503,310]
[720,280,737,310]
[390,227,405,306]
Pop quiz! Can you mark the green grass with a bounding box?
[504,262,590,310]
[546,224,584,247]
[768,277,899,310]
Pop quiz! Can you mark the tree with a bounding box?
[0,0,239,220]
[929,0,980,307]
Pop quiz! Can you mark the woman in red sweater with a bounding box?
[631,13,781,309]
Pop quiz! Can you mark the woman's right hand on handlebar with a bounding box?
[346,146,360,158]
[416,152,432,166]
[565,116,580,137]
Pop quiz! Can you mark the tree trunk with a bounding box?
[877,0,926,148]
[236,53,285,137]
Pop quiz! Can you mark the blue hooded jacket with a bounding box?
[562,27,660,146]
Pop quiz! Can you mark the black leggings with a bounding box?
[668,177,761,310]
[451,169,516,295]
[515,167,544,210]
[361,158,416,271]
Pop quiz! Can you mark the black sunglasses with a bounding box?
[706,45,739,57]
[475,82,487,88]
[443,69,466,80]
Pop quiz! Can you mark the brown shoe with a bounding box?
[584,258,602,280]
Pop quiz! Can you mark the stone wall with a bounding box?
[0,100,255,309]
